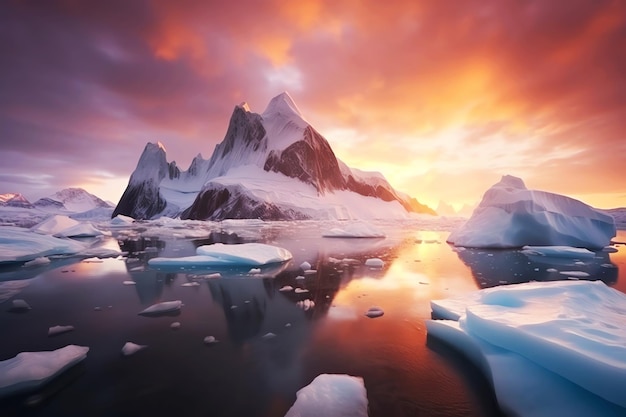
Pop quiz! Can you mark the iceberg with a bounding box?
[30,215,79,235]
[428,280,626,414]
[53,222,105,238]
[285,374,368,417]
[0,226,85,263]
[447,175,615,249]
[0,345,89,399]
[149,243,292,268]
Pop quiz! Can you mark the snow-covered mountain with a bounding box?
[113,92,435,221]
[0,193,33,208]
[34,188,113,213]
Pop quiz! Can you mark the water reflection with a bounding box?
[455,247,618,288]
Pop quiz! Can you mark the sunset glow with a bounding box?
[1,0,625,210]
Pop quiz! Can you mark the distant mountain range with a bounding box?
[0,188,113,212]
[113,92,436,221]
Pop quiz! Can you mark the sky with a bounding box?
[1,0,625,211]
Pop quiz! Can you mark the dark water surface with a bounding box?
[1,222,624,417]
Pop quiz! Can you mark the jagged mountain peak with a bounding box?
[0,192,33,208]
[262,91,305,120]
[237,102,251,112]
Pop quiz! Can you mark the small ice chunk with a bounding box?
[322,221,386,238]
[279,285,294,292]
[122,281,136,285]
[10,299,31,312]
[0,345,89,398]
[558,271,590,277]
[294,288,309,294]
[521,246,596,258]
[203,336,218,345]
[181,282,200,287]
[364,258,384,268]
[546,268,558,273]
[365,307,384,318]
[297,299,315,311]
[303,269,317,275]
[138,300,182,316]
[262,332,276,340]
[284,374,368,417]
[121,342,146,356]
[248,268,261,274]
[23,257,51,268]
[602,246,618,253]
[170,322,181,329]
[94,306,102,311]
[295,275,305,280]
[48,325,74,336]
[300,261,312,270]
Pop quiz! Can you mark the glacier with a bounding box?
[427,280,626,416]
[113,92,435,221]
[447,175,616,248]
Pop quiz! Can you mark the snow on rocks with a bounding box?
[48,325,74,336]
[284,374,368,417]
[521,246,596,258]
[0,345,89,399]
[181,282,200,287]
[364,258,384,268]
[138,300,182,316]
[121,342,146,356]
[447,175,616,249]
[294,288,309,294]
[428,280,626,412]
[262,332,277,340]
[148,243,292,268]
[365,307,384,318]
[0,227,85,264]
[322,222,385,238]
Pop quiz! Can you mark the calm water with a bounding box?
[1,221,624,417]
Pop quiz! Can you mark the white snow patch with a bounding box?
[297,299,315,311]
[149,243,292,268]
[204,336,218,345]
[0,345,89,398]
[284,374,368,417]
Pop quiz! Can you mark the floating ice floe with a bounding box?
[322,222,385,238]
[77,247,123,259]
[428,280,626,415]
[278,285,294,292]
[299,261,312,270]
[365,307,384,318]
[297,299,315,311]
[204,336,218,345]
[170,322,181,329]
[447,175,616,249]
[558,270,590,277]
[30,215,79,235]
[48,325,74,336]
[121,342,146,356]
[54,222,106,238]
[148,243,292,268]
[10,299,31,312]
[0,227,85,263]
[22,257,51,268]
[0,345,89,399]
[521,245,596,258]
[138,300,182,316]
[284,374,368,417]
[364,258,384,268]
[181,282,200,287]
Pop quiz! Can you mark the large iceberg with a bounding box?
[447,175,615,249]
[0,345,89,398]
[284,374,368,417]
[427,280,626,415]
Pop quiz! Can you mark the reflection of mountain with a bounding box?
[455,248,618,288]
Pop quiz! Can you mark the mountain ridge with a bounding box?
[113,92,436,220]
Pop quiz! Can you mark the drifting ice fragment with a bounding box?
[122,281,136,285]
[365,307,384,318]
[558,271,590,277]
[48,325,74,336]
[364,258,384,268]
[203,336,218,345]
[521,246,595,258]
[279,285,294,292]
[0,345,89,399]
[181,282,200,287]
[149,243,292,268]
[10,299,31,312]
[297,299,315,311]
[138,300,182,316]
[294,288,309,294]
[300,261,311,270]
[285,374,368,417]
[262,332,276,340]
[170,322,181,329]
[23,257,51,268]
[121,342,146,356]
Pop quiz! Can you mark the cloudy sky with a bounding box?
[1,0,625,210]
